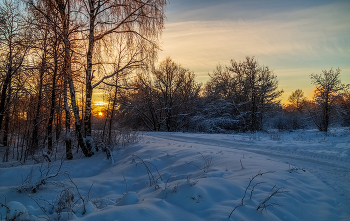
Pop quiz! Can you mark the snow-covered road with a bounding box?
[146,130,350,212]
[1,129,349,220]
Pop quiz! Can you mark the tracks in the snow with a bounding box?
[146,132,350,209]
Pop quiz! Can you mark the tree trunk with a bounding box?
[63,74,73,160]
[56,91,62,141]
[108,75,119,142]
[84,7,96,153]
[47,48,58,154]
[323,91,330,132]
[67,71,93,156]
[0,51,12,131]
[2,82,12,162]
[84,82,93,151]
[60,7,92,157]
[31,53,45,153]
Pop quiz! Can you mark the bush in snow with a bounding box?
[0,201,37,221]
[17,160,64,193]
[263,111,312,131]
[186,99,244,133]
[188,116,240,133]
[229,171,288,218]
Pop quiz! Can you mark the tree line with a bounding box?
[284,68,349,132]
[0,0,349,162]
[114,57,349,134]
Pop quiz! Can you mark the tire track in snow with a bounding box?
[146,132,350,213]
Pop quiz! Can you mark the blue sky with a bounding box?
[158,0,350,102]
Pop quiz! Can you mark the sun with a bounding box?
[98,112,103,116]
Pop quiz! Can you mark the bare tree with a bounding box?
[80,0,167,152]
[205,64,235,99]
[0,0,31,154]
[29,3,66,155]
[206,56,283,131]
[122,57,201,132]
[341,91,350,126]
[30,25,50,155]
[310,68,348,132]
[152,57,200,131]
[125,73,161,131]
[288,89,306,112]
[46,26,62,154]
[29,0,94,157]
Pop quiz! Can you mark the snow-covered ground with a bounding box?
[0,129,349,220]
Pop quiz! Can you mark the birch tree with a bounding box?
[46,24,62,154]
[81,0,167,152]
[29,0,92,157]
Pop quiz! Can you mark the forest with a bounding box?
[0,0,349,163]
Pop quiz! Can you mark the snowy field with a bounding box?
[0,129,350,220]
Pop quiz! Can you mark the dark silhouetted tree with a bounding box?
[288,89,306,112]
[310,68,348,132]
[206,56,283,131]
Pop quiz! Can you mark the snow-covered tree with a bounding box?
[205,56,283,131]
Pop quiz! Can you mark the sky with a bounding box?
[158,0,350,103]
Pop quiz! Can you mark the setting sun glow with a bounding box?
[160,0,350,103]
[98,112,103,116]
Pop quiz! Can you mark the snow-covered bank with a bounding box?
[0,129,349,220]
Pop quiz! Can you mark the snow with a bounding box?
[0,128,349,220]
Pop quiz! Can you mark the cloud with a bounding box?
[159,1,350,98]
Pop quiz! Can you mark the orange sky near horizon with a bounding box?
[158,0,350,104]
[92,0,350,108]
